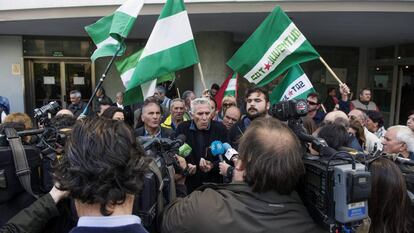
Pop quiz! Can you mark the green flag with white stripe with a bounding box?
[115,49,175,103]
[85,0,144,61]
[270,65,315,104]
[124,0,199,105]
[227,6,319,87]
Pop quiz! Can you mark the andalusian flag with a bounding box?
[124,0,199,105]
[227,6,319,87]
[115,49,176,102]
[85,0,144,61]
[215,73,238,110]
[270,65,315,104]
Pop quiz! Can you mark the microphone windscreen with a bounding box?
[222,143,232,151]
[210,140,224,156]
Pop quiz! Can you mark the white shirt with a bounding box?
[364,127,383,153]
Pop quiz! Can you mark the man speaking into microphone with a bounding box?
[162,117,323,233]
[175,98,228,193]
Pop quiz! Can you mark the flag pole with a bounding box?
[319,57,343,85]
[177,87,181,98]
[197,63,207,91]
[79,42,124,118]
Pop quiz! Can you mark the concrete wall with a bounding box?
[0,36,25,113]
[193,32,233,96]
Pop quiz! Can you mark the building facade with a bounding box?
[1,0,414,126]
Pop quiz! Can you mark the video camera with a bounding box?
[135,135,189,232]
[34,101,60,126]
[269,99,371,233]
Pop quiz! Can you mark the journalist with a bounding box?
[162,117,323,233]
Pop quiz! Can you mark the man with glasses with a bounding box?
[306,92,325,125]
[229,87,270,149]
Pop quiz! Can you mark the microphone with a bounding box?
[383,153,414,166]
[179,143,192,158]
[222,143,238,161]
[210,140,225,161]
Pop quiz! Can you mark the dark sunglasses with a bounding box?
[307,100,318,106]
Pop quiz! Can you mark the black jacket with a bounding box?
[175,120,228,193]
[162,182,325,233]
[67,102,87,118]
[134,126,175,139]
[228,116,249,149]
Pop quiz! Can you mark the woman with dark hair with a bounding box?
[365,158,412,233]
[101,106,124,121]
[349,119,366,150]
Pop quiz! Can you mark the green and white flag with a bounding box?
[227,6,319,87]
[124,0,199,105]
[85,0,144,61]
[270,65,315,104]
[115,49,175,103]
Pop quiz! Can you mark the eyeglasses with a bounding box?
[307,100,318,106]
[222,103,235,107]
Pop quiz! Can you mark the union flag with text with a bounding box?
[270,65,315,104]
[227,6,319,87]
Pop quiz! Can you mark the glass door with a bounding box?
[396,65,414,125]
[369,66,395,127]
[29,60,94,111]
[33,61,64,108]
[64,62,93,107]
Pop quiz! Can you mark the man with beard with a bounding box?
[229,87,270,149]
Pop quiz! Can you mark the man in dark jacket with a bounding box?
[228,87,269,149]
[176,97,228,193]
[134,97,175,139]
[162,117,324,233]
[67,90,87,117]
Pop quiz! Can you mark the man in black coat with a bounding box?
[134,97,175,139]
[228,87,270,149]
[176,98,228,193]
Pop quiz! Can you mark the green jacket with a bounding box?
[161,182,325,233]
[0,194,59,233]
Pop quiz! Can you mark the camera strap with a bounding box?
[4,127,38,199]
[148,160,166,216]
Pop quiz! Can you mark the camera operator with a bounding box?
[228,87,270,149]
[134,97,175,139]
[175,98,228,193]
[162,117,323,233]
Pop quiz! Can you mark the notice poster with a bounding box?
[74,77,85,85]
[43,76,55,85]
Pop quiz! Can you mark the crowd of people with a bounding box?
[0,82,413,233]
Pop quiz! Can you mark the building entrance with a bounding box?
[25,59,95,114]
